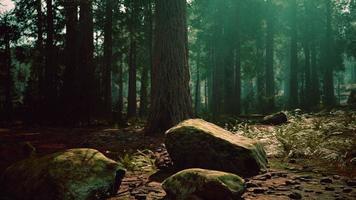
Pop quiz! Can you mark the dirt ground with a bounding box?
[0,120,355,200]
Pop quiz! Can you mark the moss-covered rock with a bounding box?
[261,112,288,125]
[1,148,125,200]
[162,168,245,200]
[165,119,268,177]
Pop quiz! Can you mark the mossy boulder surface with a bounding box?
[1,148,125,200]
[165,119,268,177]
[162,168,245,200]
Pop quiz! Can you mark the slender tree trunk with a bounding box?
[140,62,149,117]
[265,0,275,112]
[256,29,265,113]
[205,78,208,111]
[127,40,137,118]
[310,42,320,106]
[103,0,113,121]
[26,0,44,121]
[195,50,201,116]
[212,24,224,117]
[289,0,299,108]
[117,60,124,122]
[127,1,137,118]
[207,41,215,114]
[146,0,193,134]
[4,16,13,121]
[62,0,78,124]
[303,42,311,108]
[45,0,57,120]
[234,47,241,115]
[79,0,95,124]
[323,0,335,106]
[139,0,152,117]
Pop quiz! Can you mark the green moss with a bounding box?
[2,148,126,200]
[165,119,268,177]
[163,168,245,200]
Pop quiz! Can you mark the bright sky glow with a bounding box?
[0,0,15,14]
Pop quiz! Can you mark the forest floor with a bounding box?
[0,110,355,200]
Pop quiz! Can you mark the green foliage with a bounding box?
[227,111,356,168]
[118,149,156,172]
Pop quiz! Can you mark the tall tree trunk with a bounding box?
[302,42,311,108]
[4,16,13,121]
[212,24,224,117]
[256,28,265,113]
[127,40,137,118]
[103,0,113,121]
[207,43,214,113]
[302,0,312,109]
[79,0,95,123]
[127,1,137,118]
[62,0,78,124]
[309,0,320,107]
[146,0,193,134]
[26,0,44,121]
[45,0,57,120]
[289,0,299,108]
[265,0,275,112]
[234,47,241,115]
[323,0,335,106]
[117,60,124,122]
[195,50,201,116]
[139,0,152,117]
[310,42,320,106]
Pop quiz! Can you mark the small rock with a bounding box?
[285,180,299,186]
[261,112,288,125]
[246,182,260,188]
[343,188,352,193]
[271,171,288,178]
[325,186,335,191]
[350,157,356,165]
[320,177,333,184]
[135,194,146,200]
[253,187,268,194]
[333,175,341,180]
[275,187,289,191]
[304,189,314,193]
[295,175,313,182]
[267,190,274,194]
[288,192,302,199]
[346,179,356,187]
[294,185,303,190]
[289,159,296,164]
[255,173,272,181]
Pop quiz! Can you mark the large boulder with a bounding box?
[165,119,268,177]
[162,168,245,200]
[1,148,125,200]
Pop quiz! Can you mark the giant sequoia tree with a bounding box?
[146,0,193,134]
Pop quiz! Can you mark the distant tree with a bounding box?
[62,0,79,124]
[103,0,113,121]
[127,0,139,119]
[265,0,275,112]
[289,0,299,108]
[78,0,95,123]
[139,0,153,117]
[322,0,335,106]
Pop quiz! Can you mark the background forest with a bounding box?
[0,0,356,127]
[0,1,356,199]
